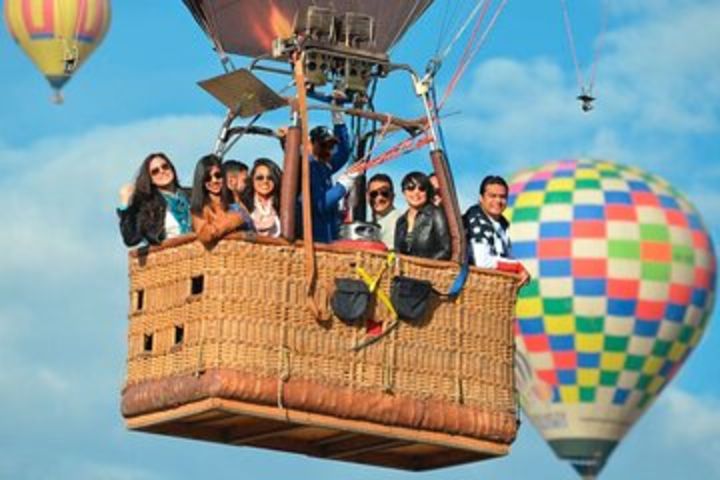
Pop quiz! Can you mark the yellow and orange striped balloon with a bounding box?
[4,0,111,102]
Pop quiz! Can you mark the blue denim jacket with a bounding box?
[306,124,351,243]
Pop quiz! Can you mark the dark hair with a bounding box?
[243,158,283,213]
[401,171,434,202]
[368,173,394,195]
[131,152,180,207]
[222,160,248,175]
[479,175,509,195]
[190,154,228,215]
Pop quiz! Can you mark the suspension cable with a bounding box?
[560,0,585,92]
[439,0,509,109]
[560,0,608,111]
[587,0,609,94]
[435,0,490,68]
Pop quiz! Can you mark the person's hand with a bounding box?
[331,89,347,124]
[119,184,135,207]
[337,168,361,190]
[346,162,365,176]
[518,263,531,287]
[276,126,288,138]
[331,89,347,105]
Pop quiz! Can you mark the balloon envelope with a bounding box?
[182,0,434,58]
[507,159,716,478]
[4,0,111,96]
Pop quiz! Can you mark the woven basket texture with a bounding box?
[125,238,518,435]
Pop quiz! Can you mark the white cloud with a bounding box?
[602,387,720,478]
[443,0,720,180]
[660,389,720,453]
[0,115,238,279]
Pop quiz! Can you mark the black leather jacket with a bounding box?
[394,204,451,260]
[118,188,190,247]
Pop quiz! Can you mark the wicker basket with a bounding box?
[121,234,520,470]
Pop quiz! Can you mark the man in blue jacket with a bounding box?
[307,109,357,242]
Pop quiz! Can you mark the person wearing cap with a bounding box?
[463,175,530,285]
[306,104,357,242]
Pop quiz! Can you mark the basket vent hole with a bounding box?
[143,333,154,352]
[174,325,185,345]
[135,289,145,311]
[191,275,204,295]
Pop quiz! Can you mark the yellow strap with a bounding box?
[356,265,397,321]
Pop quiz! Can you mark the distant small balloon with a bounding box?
[507,159,716,479]
[4,0,111,103]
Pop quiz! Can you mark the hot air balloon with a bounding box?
[4,0,111,103]
[120,1,521,471]
[507,159,717,478]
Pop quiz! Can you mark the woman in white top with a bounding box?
[244,158,283,238]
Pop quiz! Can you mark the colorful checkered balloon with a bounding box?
[507,159,716,478]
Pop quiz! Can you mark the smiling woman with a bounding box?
[190,154,254,247]
[117,152,191,247]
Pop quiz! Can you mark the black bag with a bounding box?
[391,276,434,324]
[331,278,371,325]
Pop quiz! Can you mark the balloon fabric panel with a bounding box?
[509,159,715,440]
[5,0,111,92]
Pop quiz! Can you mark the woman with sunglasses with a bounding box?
[117,152,191,247]
[243,158,283,238]
[190,154,253,247]
[394,171,451,260]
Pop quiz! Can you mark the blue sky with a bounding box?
[0,1,719,479]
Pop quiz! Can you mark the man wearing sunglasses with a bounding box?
[367,173,400,248]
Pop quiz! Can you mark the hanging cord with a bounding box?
[294,53,330,323]
[560,0,585,93]
[439,0,509,109]
[430,85,449,154]
[388,0,425,52]
[361,115,394,163]
[276,322,291,413]
[434,0,490,70]
[307,0,506,177]
[588,0,609,97]
[560,0,608,111]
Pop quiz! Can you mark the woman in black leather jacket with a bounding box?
[394,171,451,260]
[117,152,191,247]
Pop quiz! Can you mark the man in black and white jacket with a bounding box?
[463,175,530,285]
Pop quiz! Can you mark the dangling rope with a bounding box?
[560,0,608,111]
[434,0,490,71]
[439,0,509,109]
[288,0,503,180]
[294,53,330,323]
[588,1,609,97]
[345,0,507,174]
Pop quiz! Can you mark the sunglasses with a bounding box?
[403,184,427,192]
[369,189,391,200]
[254,174,273,182]
[149,163,171,176]
[205,171,223,182]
